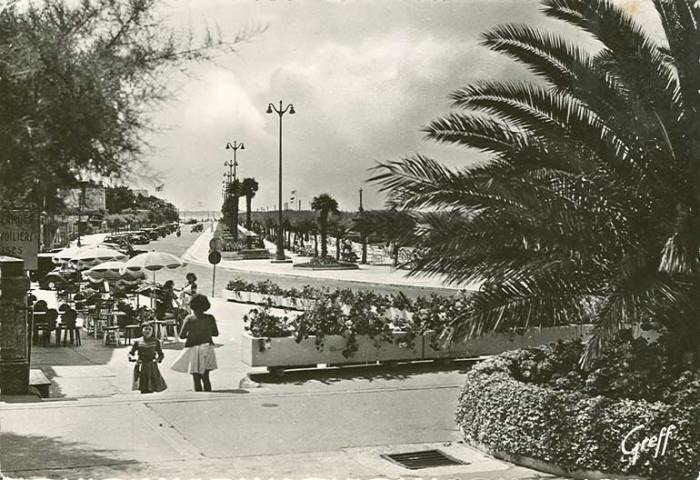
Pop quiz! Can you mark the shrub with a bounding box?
[242,302,292,339]
[456,343,700,479]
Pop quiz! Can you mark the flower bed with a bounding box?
[456,339,700,480]
[241,297,593,368]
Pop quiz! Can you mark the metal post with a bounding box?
[277,105,283,260]
[359,187,367,265]
[212,264,216,297]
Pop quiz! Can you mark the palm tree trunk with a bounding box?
[232,196,239,241]
[336,236,340,261]
[314,234,318,257]
[320,216,328,258]
[245,196,252,229]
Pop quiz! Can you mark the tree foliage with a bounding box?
[311,193,339,258]
[370,0,700,364]
[0,0,252,209]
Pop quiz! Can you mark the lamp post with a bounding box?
[225,140,243,182]
[359,187,367,264]
[76,182,86,247]
[225,141,244,239]
[266,100,295,261]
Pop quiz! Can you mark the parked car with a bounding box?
[99,242,146,258]
[143,228,159,240]
[40,266,81,290]
[191,223,204,233]
[129,233,150,244]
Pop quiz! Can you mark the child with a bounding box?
[128,323,167,394]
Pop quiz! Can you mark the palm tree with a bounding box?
[370,0,700,365]
[240,177,259,230]
[226,179,242,241]
[330,220,352,261]
[311,193,339,258]
[352,210,418,267]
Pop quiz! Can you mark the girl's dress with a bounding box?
[171,313,218,374]
[130,338,167,393]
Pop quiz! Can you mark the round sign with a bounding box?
[208,251,222,265]
[209,237,224,251]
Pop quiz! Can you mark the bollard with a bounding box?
[0,256,30,395]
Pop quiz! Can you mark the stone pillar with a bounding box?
[0,256,30,395]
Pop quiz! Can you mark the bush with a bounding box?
[456,341,700,479]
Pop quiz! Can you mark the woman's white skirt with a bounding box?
[171,343,217,374]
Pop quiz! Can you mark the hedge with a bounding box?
[456,352,700,480]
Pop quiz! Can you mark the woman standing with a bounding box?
[170,294,218,391]
[179,273,197,309]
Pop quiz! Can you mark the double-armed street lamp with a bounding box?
[266,100,295,261]
[225,140,244,181]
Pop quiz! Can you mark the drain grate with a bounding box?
[381,449,467,470]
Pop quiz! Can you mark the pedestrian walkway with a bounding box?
[182,224,480,292]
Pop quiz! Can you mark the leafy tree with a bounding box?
[0,0,252,210]
[105,186,137,214]
[370,0,700,365]
[240,177,259,229]
[311,193,339,259]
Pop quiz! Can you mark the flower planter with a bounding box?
[241,331,423,368]
[423,325,594,359]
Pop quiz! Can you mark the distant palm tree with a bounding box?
[330,220,352,261]
[311,193,339,258]
[370,0,700,364]
[226,179,242,241]
[240,177,259,230]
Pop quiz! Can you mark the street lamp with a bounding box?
[266,100,295,261]
[225,141,244,182]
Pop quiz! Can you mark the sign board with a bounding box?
[209,237,223,251]
[208,251,222,265]
[0,210,39,270]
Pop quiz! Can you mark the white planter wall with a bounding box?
[241,325,594,368]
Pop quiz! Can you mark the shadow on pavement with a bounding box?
[0,432,134,476]
[249,359,476,385]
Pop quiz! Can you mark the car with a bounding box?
[99,242,146,258]
[40,266,81,290]
[129,233,150,244]
[104,234,128,244]
[190,223,204,232]
[143,229,159,240]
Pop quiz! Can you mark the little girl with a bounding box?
[128,323,167,394]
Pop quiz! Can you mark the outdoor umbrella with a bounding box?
[68,247,128,270]
[84,261,145,283]
[121,251,186,307]
[52,245,86,264]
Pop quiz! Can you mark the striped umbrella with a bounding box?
[84,261,145,283]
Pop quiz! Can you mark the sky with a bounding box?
[136,0,661,212]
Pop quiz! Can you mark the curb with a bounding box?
[460,429,648,480]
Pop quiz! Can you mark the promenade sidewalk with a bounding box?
[181,224,479,292]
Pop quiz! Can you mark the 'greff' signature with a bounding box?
[621,424,676,466]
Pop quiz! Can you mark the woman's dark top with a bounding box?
[130,338,164,362]
[180,313,219,347]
